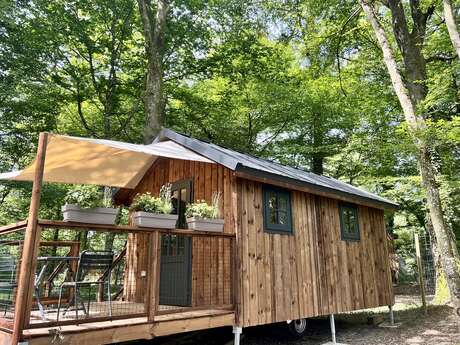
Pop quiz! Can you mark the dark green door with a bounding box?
[159,179,193,306]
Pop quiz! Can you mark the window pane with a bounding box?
[269,207,277,224]
[177,236,185,255]
[263,186,293,234]
[171,190,179,215]
[341,206,359,240]
[278,195,288,212]
[278,211,287,225]
[268,193,277,210]
[180,188,187,202]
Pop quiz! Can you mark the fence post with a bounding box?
[415,233,427,315]
[147,231,161,322]
[12,132,48,344]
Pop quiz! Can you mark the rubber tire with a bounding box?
[287,318,309,339]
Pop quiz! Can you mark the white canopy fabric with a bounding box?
[0,134,214,188]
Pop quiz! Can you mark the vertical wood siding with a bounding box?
[124,158,235,307]
[237,179,393,327]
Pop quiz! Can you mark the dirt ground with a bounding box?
[125,295,460,345]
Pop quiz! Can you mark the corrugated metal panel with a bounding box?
[158,128,398,209]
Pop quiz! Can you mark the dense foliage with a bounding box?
[1,0,460,286]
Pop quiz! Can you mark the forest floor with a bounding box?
[123,294,460,345]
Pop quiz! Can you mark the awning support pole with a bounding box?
[12,132,48,345]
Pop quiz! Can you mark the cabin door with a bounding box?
[159,179,192,306]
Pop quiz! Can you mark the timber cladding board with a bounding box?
[124,158,235,307]
[122,157,392,327]
[236,178,393,328]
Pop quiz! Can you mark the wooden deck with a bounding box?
[18,309,235,345]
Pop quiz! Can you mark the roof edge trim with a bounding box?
[235,165,399,210]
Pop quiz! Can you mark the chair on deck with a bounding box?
[57,250,114,321]
[0,256,17,316]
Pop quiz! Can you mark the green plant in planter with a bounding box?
[64,185,105,209]
[116,207,130,225]
[129,184,173,214]
[185,192,221,219]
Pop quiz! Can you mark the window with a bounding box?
[171,179,193,229]
[263,185,293,234]
[339,203,360,241]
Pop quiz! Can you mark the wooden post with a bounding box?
[147,231,161,322]
[415,233,427,315]
[12,132,48,344]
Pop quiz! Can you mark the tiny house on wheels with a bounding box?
[0,128,397,345]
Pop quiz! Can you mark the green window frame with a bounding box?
[262,185,293,234]
[339,203,360,241]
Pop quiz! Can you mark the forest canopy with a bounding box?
[1,0,460,300]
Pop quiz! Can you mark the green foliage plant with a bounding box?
[64,185,105,209]
[129,184,173,215]
[185,192,221,219]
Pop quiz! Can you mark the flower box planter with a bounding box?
[132,212,178,229]
[62,204,119,225]
[186,217,224,232]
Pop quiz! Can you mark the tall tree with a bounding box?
[443,0,460,60]
[137,0,169,143]
[360,0,460,314]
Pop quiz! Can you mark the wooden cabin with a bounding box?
[0,128,397,345]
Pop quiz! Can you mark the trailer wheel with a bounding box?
[287,318,309,338]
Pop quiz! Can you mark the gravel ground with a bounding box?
[125,295,460,345]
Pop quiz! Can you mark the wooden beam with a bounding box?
[0,330,13,345]
[12,132,48,344]
[37,220,236,237]
[147,231,161,322]
[152,312,235,337]
[23,312,235,345]
[0,220,27,235]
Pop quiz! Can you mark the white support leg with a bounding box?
[389,305,394,325]
[330,314,336,344]
[233,326,242,345]
[321,314,347,345]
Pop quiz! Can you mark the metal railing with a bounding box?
[0,219,235,333]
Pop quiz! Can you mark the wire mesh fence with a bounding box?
[0,228,26,321]
[28,226,146,326]
[420,229,436,295]
[0,220,235,330]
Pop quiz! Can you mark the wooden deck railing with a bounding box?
[0,219,235,342]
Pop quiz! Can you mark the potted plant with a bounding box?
[62,185,119,225]
[185,192,224,232]
[130,184,178,228]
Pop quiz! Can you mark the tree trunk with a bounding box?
[311,113,324,175]
[360,0,460,315]
[137,0,169,144]
[443,0,460,60]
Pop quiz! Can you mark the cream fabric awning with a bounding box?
[0,134,214,188]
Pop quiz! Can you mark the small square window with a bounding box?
[339,203,360,241]
[263,185,293,234]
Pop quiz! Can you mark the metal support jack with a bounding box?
[389,305,394,325]
[321,314,347,345]
[233,326,242,345]
[379,304,401,328]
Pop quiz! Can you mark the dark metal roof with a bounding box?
[156,128,398,210]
